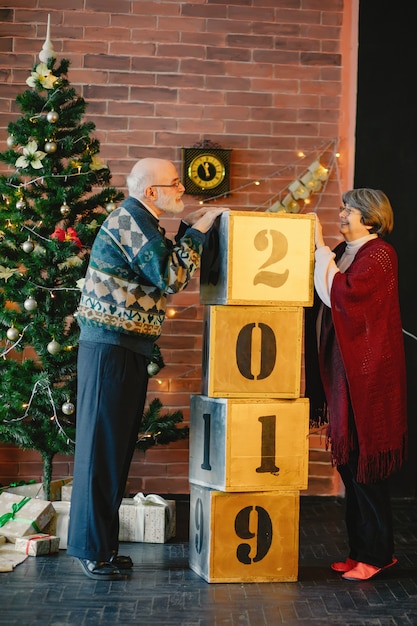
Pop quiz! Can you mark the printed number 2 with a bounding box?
[253,229,289,288]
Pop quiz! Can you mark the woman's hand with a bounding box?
[307,212,325,249]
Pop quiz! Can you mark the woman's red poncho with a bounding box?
[319,238,407,483]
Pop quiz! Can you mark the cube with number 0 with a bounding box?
[202,305,303,398]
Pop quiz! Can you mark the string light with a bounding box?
[403,329,417,342]
[250,138,341,214]
[28,86,63,123]
[197,138,338,207]
[1,324,32,358]
[22,223,55,243]
[4,165,109,194]
[4,378,75,444]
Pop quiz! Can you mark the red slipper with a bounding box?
[342,557,398,581]
[331,557,358,573]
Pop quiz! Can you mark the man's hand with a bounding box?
[186,206,229,233]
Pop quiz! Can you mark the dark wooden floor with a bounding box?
[1,496,417,626]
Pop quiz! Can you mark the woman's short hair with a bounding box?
[342,188,394,238]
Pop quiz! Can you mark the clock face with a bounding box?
[182,147,231,196]
[188,154,226,190]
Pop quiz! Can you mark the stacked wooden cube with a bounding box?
[188,211,315,582]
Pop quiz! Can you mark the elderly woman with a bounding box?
[306,188,408,581]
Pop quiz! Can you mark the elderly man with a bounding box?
[67,158,227,580]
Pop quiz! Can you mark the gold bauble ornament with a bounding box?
[22,239,35,253]
[62,401,75,415]
[6,135,15,148]
[24,296,38,312]
[60,202,70,217]
[105,201,116,212]
[47,339,61,354]
[44,141,57,153]
[47,110,59,123]
[6,327,19,341]
[16,199,26,210]
[147,361,160,376]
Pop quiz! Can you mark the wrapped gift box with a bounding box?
[119,494,176,543]
[61,482,73,502]
[4,478,73,501]
[0,480,37,496]
[15,533,60,556]
[0,492,55,542]
[44,501,70,549]
[62,480,129,502]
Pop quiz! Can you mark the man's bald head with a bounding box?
[126,158,184,216]
[126,158,179,199]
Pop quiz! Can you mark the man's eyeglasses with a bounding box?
[151,181,183,188]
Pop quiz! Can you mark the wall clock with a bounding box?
[182,146,231,196]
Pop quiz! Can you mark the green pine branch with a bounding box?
[0,55,124,497]
[137,398,189,453]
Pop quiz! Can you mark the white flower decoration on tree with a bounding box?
[26,62,58,90]
[90,155,108,171]
[0,265,20,282]
[15,140,46,170]
[58,255,84,271]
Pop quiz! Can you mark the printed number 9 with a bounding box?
[235,506,273,564]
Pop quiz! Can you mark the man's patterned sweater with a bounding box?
[76,197,206,357]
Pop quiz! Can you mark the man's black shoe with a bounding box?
[77,558,123,580]
[110,554,133,569]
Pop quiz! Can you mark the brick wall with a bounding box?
[0,0,355,496]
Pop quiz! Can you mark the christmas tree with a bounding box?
[0,20,124,499]
[0,20,190,500]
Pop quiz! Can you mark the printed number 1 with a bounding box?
[200,413,212,471]
[256,415,279,474]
